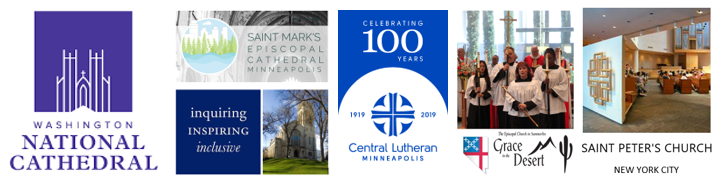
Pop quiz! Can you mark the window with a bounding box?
[292,134,300,146]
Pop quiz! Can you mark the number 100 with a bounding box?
[363,29,423,53]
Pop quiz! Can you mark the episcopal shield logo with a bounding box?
[464,136,490,173]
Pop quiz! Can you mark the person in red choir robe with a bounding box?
[524,45,545,72]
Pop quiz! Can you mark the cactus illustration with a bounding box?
[558,135,572,173]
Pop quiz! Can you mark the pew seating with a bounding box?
[674,75,692,94]
[624,77,637,115]
[657,77,675,94]
[691,77,710,94]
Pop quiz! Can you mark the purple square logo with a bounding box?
[34,12,133,112]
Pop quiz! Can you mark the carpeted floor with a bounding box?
[584,80,710,133]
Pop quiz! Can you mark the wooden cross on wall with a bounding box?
[499,11,517,47]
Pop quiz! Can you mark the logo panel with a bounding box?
[34,11,132,112]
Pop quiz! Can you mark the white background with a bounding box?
[0,0,718,177]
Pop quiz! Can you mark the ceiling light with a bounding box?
[592,34,596,36]
[602,14,606,17]
[674,21,678,28]
[697,10,703,14]
[613,26,616,29]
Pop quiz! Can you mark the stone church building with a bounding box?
[264,101,318,160]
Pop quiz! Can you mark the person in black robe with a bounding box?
[466,60,492,128]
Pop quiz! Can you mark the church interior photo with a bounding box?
[582,8,711,132]
[456,10,575,129]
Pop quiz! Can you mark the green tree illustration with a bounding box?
[190,38,195,55]
[219,34,225,54]
[201,33,207,54]
[183,37,189,54]
[205,38,210,54]
[230,35,237,53]
[182,37,186,53]
[212,38,217,54]
[223,35,229,54]
[195,38,201,55]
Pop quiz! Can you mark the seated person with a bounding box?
[662,72,670,79]
[690,71,705,91]
[642,71,648,85]
[636,72,647,96]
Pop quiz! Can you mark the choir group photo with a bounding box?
[582,8,711,133]
[456,10,574,129]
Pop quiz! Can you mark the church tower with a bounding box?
[297,101,315,127]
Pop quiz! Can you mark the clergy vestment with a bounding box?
[490,62,517,128]
[524,55,545,71]
[504,77,543,128]
[466,74,492,128]
[533,64,569,128]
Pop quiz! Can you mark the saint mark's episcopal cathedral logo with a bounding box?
[371,93,415,137]
[34,11,132,112]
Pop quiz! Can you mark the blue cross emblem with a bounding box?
[371,93,415,136]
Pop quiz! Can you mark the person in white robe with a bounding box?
[466,60,492,128]
[504,62,544,128]
[533,48,569,128]
[489,55,499,74]
[490,47,518,128]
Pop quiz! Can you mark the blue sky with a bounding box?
[184,19,236,40]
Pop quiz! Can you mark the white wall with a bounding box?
[639,52,674,69]
[583,36,624,124]
[634,30,674,53]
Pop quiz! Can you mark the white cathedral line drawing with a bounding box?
[55,49,111,112]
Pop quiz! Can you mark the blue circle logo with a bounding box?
[371,93,416,137]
